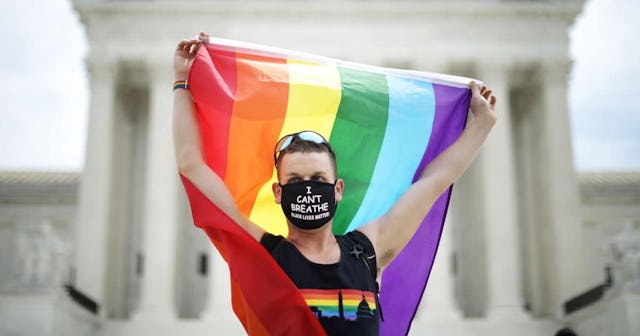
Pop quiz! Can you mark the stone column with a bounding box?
[134,64,179,319]
[538,61,586,316]
[73,57,117,311]
[202,245,245,334]
[202,245,235,321]
[478,63,526,318]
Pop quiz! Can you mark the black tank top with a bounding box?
[261,231,380,336]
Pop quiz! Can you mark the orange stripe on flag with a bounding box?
[225,53,289,216]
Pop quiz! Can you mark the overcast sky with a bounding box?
[0,0,638,172]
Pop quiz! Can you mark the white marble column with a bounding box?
[73,57,117,312]
[134,64,179,320]
[539,61,586,316]
[478,63,526,318]
[202,245,235,321]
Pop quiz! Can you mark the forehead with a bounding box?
[278,152,335,179]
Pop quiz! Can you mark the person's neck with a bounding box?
[288,222,340,264]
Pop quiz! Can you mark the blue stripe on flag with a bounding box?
[347,76,436,231]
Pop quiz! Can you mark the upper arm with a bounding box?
[183,162,265,242]
[173,89,265,242]
[358,177,443,269]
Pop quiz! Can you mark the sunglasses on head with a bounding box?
[273,131,332,165]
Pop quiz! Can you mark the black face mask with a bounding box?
[279,180,337,230]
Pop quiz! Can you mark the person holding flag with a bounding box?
[172,32,497,335]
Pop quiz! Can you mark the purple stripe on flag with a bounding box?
[379,84,470,336]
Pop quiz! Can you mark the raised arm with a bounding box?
[173,33,265,241]
[358,82,497,268]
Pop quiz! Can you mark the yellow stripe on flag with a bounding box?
[304,299,373,308]
[250,60,342,235]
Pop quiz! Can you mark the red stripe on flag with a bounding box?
[189,46,237,177]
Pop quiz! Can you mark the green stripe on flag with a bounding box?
[330,67,389,234]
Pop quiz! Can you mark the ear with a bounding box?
[334,178,344,202]
[272,182,282,204]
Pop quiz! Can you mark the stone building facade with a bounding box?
[2,171,638,335]
[2,0,639,335]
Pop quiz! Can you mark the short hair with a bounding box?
[275,139,338,178]
[555,328,577,336]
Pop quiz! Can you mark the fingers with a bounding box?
[198,31,211,44]
[189,43,199,56]
[482,88,492,100]
[177,39,198,52]
[468,81,481,96]
[469,81,496,102]
[469,82,491,98]
[176,39,192,51]
[176,35,207,58]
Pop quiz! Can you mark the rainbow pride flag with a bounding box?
[184,38,474,336]
[299,289,378,321]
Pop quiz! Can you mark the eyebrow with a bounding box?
[285,171,329,178]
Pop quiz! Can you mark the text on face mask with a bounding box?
[290,202,329,213]
[291,212,331,220]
